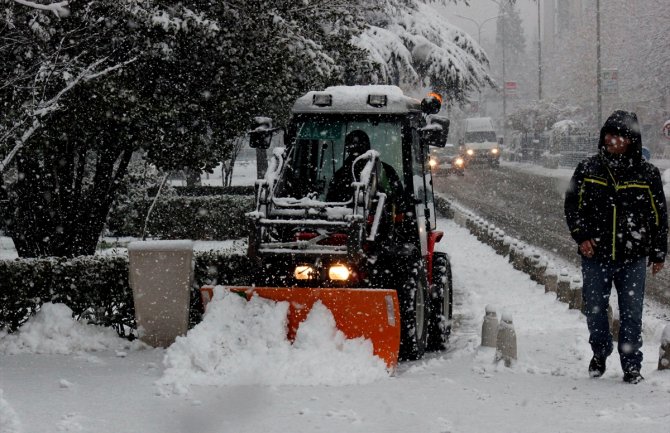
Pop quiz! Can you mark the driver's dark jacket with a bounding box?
[564,153,667,263]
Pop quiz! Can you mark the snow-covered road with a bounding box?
[1,218,669,433]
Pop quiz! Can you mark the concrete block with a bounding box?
[557,270,571,303]
[495,313,517,367]
[481,305,499,348]
[658,325,670,370]
[128,240,194,348]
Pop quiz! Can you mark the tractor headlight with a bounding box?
[491,148,499,155]
[454,157,464,166]
[328,264,350,281]
[429,157,437,168]
[466,149,474,156]
[294,265,315,280]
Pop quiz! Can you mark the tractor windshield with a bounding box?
[275,118,404,201]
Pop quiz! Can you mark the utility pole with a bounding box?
[537,0,542,100]
[596,0,602,127]
[502,9,507,140]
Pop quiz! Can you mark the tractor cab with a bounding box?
[237,85,453,364]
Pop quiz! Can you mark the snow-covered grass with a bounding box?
[1,218,669,433]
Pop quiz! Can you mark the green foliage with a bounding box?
[107,194,254,239]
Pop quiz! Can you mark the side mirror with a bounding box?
[249,116,278,149]
[421,116,450,147]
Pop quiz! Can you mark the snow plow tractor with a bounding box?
[209,86,454,368]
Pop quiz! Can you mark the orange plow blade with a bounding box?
[200,286,401,368]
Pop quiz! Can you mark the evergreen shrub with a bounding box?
[107,194,254,239]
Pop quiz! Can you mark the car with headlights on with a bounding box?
[429,143,465,176]
[460,117,501,167]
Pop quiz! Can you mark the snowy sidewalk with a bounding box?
[1,218,669,433]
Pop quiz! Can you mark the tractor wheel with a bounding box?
[427,252,453,351]
[397,256,429,361]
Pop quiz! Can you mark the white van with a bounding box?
[460,117,500,167]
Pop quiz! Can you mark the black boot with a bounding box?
[588,355,607,378]
[623,370,644,384]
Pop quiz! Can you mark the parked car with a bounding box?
[429,143,465,176]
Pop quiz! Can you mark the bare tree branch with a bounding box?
[13,0,70,18]
[1,56,138,174]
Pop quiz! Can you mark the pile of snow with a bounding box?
[0,303,144,355]
[158,288,389,393]
[0,389,21,433]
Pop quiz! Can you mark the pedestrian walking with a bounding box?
[564,110,668,384]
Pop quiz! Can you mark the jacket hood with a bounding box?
[598,110,642,164]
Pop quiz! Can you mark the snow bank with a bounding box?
[0,303,144,355]
[158,289,389,393]
[0,389,22,433]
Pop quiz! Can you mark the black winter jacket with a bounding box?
[564,111,668,263]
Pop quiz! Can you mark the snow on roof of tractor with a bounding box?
[292,85,421,115]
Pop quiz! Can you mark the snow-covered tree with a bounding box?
[355,0,493,102]
[1,0,494,257]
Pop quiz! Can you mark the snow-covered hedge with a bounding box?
[107,194,254,239]
[147,185,255,197]
[0,252,252,335]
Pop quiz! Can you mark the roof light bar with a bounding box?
[313,93,332,106]
[367,94,387,107]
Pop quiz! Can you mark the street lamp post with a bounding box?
[454,14,500,44]
[537,0,542,101]
[453,14,501,115]
[596,0,602,127]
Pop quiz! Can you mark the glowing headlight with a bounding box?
[454,157,464,166]
[466,149,474,156]
[294,265,315,280]
[491,148,499,154]
[429,158,437,168]
[328,264,350,281]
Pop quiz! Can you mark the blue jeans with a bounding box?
[581,256,646,372]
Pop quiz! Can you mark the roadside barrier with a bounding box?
[557,270,571,303]
[495,313,517,367]
[481,305,499,348]
[658,325,670,370]
[544,266,558,294]
[569,276,583,311]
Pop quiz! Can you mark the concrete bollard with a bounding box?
[557,270,571,303]
[454,209,467,227]
[508,240,518,264]
[481,305,499,348]
[495,313,517,367]
[486,224,496,246]
[569,276,583,311]
[521,248,535,275]
[513,245,526,271]
[501,235,511,257]
[544,265,558,294]
[658,325,670,370]
[534,257,548,286]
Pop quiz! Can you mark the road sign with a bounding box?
[504,81,517,97]
[602,69,618,96]
[663,120,670,141]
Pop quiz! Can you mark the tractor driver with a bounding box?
[326,130,406,210]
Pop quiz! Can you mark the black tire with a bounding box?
[397,256,429,361]
[427,252,453,351]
